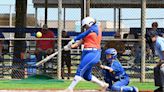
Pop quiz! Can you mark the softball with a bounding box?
[36,31,42,38]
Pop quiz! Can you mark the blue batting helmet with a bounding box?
[105,48,117,59]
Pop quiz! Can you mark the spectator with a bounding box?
[133,42,141,65]
[104,32,125,60]
[61,30,71,79]
[146,22,162,58]
[35,24,55,72]
[148,31,164,92]
[0,32,9,64]
[0,32,4,60]
[151,22,162,36]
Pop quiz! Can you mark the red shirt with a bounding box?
[36,30,55,50]
[83,25,102,49]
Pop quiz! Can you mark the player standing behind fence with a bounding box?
[61,30,71,79]
[64,17,108,92]
[100,48,138,92]
[148,31,164,92]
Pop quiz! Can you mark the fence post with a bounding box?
[9,5,12,27]
[86,0,90,16]
[35,7,38,27]
[44,0,48,25]
[57,0,62,79]
[141,0,146,82]
[114,8,116,32]
[118,8,121,32]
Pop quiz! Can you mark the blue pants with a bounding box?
[76,50,101,81]
[112,77,132,92]
[104,69,135,92]
[109,77,135,92]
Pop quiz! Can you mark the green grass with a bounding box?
[0,80,99,90]
[0,80,157,90]
[129,82,157,90]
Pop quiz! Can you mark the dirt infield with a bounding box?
[0,90,154,92]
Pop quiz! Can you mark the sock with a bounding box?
[91,75,104,87]
[68,75,82,90]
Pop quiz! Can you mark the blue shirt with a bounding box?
[74,24,98,41]
[106,59,128,80]
[155,36,164,60]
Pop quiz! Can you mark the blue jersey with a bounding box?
[154,36,164,60]
[105,60,128,81]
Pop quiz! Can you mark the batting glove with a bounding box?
[64,45,71,51]
[63,39,75,51]
[67,39,75,46]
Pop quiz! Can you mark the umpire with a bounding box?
[145,22,163,59]
[149,31,164,92]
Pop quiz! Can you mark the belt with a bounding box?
[83,48,98,51]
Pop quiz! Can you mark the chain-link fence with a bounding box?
[0,30,161,82]
[0,30,58,79]
[0,1,163,82]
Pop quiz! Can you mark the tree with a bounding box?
[12,0,27,79]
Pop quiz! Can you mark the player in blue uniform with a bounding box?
[148,31,164,92]
[64,17,108,92]
[100,48,138,92]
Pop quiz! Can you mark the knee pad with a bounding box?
[83,76,91,81]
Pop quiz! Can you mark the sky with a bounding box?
[0,0,164,28]
[0,0,32,4]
